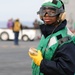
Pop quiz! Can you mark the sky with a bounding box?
[0,0,44,22]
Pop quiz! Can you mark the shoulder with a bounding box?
[58,42,75,53]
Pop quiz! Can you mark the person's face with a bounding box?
[43,13,57,25]
[41,8,58,25]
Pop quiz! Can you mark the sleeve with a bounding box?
[40,42,75,75]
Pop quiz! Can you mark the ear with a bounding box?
[59,12,66,21]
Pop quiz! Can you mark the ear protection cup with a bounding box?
[58,0,66,21]
[59,12,66,21]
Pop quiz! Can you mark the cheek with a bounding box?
[52,17,57,22]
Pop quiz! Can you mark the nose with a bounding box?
[44,12,49,17]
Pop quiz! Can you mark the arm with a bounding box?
[40,42,75,75]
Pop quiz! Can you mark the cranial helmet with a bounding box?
[37,0,65,20]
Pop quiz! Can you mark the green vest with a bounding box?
[31,27,75,75]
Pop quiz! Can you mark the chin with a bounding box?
[45,21,53,24]
[45,22,52,25]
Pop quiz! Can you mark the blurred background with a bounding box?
[0,0,44,28]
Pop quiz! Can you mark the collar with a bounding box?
[40,20,67,38]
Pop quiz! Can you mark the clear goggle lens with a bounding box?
[37,7,60,17]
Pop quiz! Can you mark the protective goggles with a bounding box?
[37,6,64,17]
